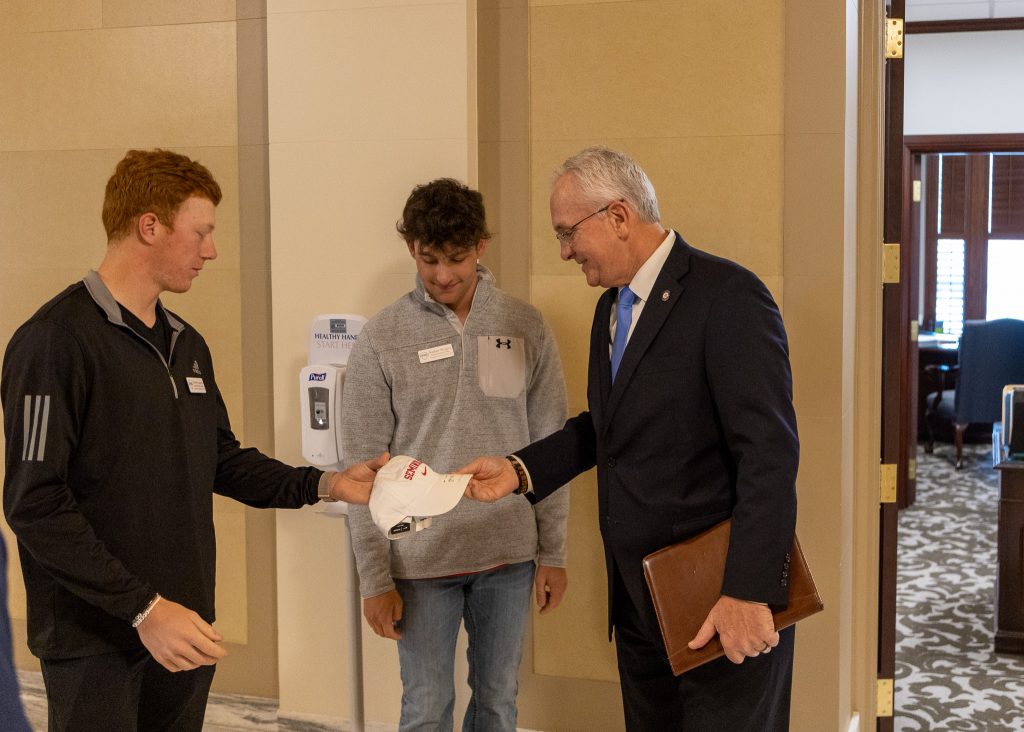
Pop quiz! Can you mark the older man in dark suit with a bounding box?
[460,146,799,731]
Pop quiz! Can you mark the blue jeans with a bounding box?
[394,560,534,732]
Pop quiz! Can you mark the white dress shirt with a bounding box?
[610,229,676,351]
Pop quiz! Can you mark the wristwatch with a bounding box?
[505,456,530,495]
[318,473,339,502]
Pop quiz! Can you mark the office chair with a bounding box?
[923,318,1024,469]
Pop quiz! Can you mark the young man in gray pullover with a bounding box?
[343,179,570,731]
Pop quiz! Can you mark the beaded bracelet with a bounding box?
[131,594,162,628]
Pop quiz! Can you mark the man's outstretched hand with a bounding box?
[456,456,518,502]
[327,452,390,503]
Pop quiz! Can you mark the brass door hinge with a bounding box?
[882,243,900,284]
[886,18,904,59]
[908,458,917,482]
[913,179,922,202]
[877,678,894,717]
[910,319,919,342]
[880,464,897,503]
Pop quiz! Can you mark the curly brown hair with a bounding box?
[397,178,490,252]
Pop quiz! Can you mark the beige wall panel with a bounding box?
[212,510,249,644]
[239,389,276,456]
[0,268,93,356]
[101,0,236,28]
[536,470,619,682]
[784,0,860,726]
[517,618,623,731]
[479,140,531,299]
[530,1,784,142]
[783,274,845,421]
[532,274,601,410]
[478,5,529,144]
[0,23,237,152]
[623,137,784,275]
[0,150,117,271]
[356,627,403,722]
[530,137,785,280]
[274,506,365,718]
[267,5,468,144]
[213,494,247,518]
[4,0,102,33]
[531,279,618,683]
[0,147,239,269]
[784,132,846,280]
[237,26,270,147]
[790,413,844,730]
[478,1,530,297]
[267,139,469,277]
[240,267,275,402]
[237,0,268,20]
[784,0,846,136]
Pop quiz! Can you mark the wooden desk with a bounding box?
[994,459,1024,654]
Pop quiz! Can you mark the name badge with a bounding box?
[418,344,455,364]
[186,377,207,394]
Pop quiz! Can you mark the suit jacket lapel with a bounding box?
[602,235,691,431]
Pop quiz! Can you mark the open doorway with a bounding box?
[908,142,1024,464]
[897,140,1024,729]
[880,4,1024,728]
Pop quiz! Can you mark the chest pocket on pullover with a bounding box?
[477,335,526,398]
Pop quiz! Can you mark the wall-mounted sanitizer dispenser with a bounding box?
[299,314,367,474]
[299,313,368,732]
[299,364,345,469]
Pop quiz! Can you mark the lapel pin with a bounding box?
[661,290,670,301]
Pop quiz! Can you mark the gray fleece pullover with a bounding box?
[342,267,570,598]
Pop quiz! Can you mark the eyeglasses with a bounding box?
[555,204,610,245]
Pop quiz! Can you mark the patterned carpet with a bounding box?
[896,443,1024,731]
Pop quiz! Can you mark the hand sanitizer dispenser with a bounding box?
[299,365,344,468]
[299,314,366,473]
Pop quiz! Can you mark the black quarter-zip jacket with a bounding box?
[2,271,323,659]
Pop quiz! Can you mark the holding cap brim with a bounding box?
[369,455,470,540]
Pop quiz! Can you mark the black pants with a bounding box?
[40,647,216,732]
[612,565,794,732]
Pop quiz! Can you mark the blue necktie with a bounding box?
[611,286,636,383]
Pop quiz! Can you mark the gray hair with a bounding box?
[554,146,660,224]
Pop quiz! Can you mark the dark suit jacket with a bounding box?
[518,233,799,642]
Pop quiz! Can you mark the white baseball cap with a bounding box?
[369,455,470,540]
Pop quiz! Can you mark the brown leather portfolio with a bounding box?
[642,519,823,676]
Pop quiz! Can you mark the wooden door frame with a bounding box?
[878,1,905,728]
